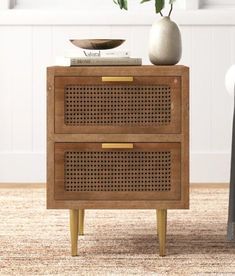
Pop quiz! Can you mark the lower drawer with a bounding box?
[54,142,181,201]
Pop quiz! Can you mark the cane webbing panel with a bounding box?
[64,85,171,126]
[64,151,172,192]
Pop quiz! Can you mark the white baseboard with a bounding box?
[0,152,231,183]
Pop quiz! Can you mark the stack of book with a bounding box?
[55,50,142,66]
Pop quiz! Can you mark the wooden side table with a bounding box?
[47,65,189,256]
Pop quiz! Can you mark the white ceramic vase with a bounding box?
[149,16,182,65]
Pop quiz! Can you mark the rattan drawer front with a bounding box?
[54,143,181,201]
[55,76,181,134]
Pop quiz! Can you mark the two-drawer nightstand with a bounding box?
[47,65,189,257]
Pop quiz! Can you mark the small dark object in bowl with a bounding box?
[70,39,125,50]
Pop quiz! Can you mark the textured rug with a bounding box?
[0,185,234,276]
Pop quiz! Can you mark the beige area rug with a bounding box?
[0,185,235,276]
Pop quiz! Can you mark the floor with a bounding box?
[0,184,234,275]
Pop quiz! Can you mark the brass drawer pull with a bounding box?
[102,76,133,82]
[102,143,134,149]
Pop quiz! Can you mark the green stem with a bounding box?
[168,4,173,17]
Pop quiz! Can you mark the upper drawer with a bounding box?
[54,76,181,134]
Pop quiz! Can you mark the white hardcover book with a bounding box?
[70,57,142,66]
[65,50,130,58]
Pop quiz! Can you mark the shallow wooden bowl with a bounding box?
[70,39,125,50]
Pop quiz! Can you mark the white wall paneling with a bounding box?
[191,152,230,183]
[130,26,150,65]
[176,0,199,10]
[201,0,235,8]
[0,153,45,182]
[52,26,92,59]
[211,27,234,152]
[0,27,12,152]
[0,0,16,9]
[32,26,53,152]
[11,27,33,151]
[0,22,234,183]
[179,26,193,162]
[191,27,213,152]
[0,26,33,152]
[0,0,10,9]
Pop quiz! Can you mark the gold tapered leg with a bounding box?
[157,209,167,257]
[70,209,78,256]
[78,209,85,235]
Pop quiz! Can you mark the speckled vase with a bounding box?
[149,16,182,65]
